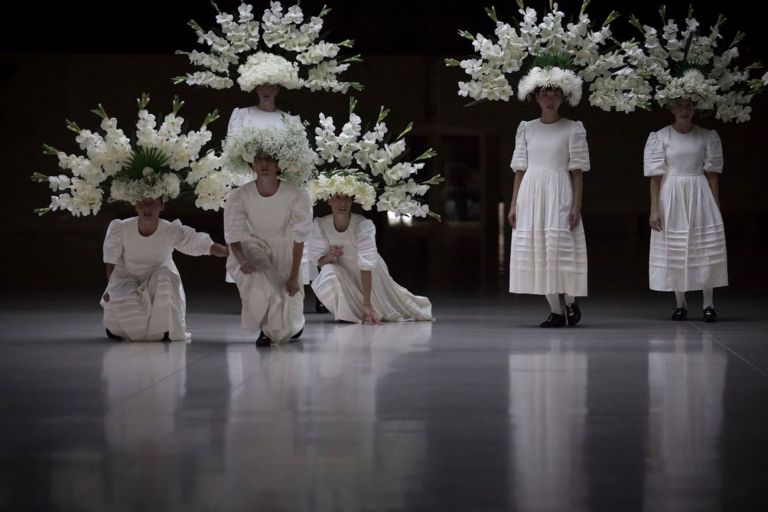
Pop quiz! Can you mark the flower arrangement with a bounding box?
[310,99,442,219]
[221,113,316,187]
[628,5,765,122]
[445,1,653,112]
[32,94,221,216]
[175,1,362,93]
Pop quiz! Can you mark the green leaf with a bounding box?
[137,93,151,110]
[396,122,413,141]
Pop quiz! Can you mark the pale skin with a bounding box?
[255,83,280,112]
[649,98,721,232]
[229,157,304,297]
[103,197,228,302]
[508,89,583,229]
[317,195,381,325]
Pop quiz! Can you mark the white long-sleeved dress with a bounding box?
[224,181,312,342]
[643,125,727,291]
[306,214,433,323]
[101,218,214,341]
[509,118,590,297]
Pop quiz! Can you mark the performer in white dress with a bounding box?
[508,88,589,327]
[306,195,433,324]
[101,198,228,341]
[224,153,312,346]
[645,98,727,322]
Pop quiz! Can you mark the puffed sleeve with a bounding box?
[703,129,724,174]
[643,131,666,177]
[354,218,378,271]
[289,188,313,243]
[223,188,247,244]
[304,218,329,265]
[510,121,528,172]
[568,121,590,172]
[103,219,123,264]
[226,107,242,139]
[168,220,214,257]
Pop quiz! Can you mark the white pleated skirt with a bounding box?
[650,175,728,291]
[101,267,188,341]
[311,256,432,323]
[509,170,588,296]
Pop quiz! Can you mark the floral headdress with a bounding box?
[175,1,362,93]
[446,1,645,111]
[32,94,222,216]
[221,113,316,187]
[628,5,765,122]
[309,99,442,219]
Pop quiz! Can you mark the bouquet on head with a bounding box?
[33,94,224,216]
[309,98,442,219]
[627,5,765,122]
[220,113,317,187]
[175,1,362,93]
[446,0,655,113]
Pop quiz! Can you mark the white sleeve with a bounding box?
[103,219,123,264]
[226,107,243,139]
[289,188,313,243]
[568,121,590,172]
[703,130,724,174]
[223,188,248,244]
[354,219,378,271]
[169,220,214,256]
[510,121,528,172]
[643,132,666,177]
[304,218,329,265]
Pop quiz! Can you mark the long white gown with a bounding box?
[509,118,590,297]
[306,214,433,323]
[224,181,312,342]
[101,218,214,341]
[644,125,727,291]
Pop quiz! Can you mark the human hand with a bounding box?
[239,260,258,274]
[327,245,344,260]
[285,276,301,296]
[649,210,663,231]
[568,207,581,230]
[507,205,517,228]
[362,304,381,325]
[102,292,110,303]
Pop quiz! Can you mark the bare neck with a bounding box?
[540,111,561,124]
[137,217,160,236]
[672,119,694,134]
[256,175,280,196]
[332,212,352,232]
[257,101,278,113]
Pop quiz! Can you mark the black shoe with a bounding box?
[671,307,688,321]
[290,328,304,341]
[703,306,718,323]
[162,332,170,342]
[105,328,123,341]
[256,332,273,347]
[315,298,329,314]
[565,302,581,327]
[540,313,566,328]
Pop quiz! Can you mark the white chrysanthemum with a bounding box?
[222,114,316,186]
[307,171,377,210]
[517,66,583,105]
[656,69,719,110]
[237,52,303,91]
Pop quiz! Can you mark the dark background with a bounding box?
[2,0,767,296]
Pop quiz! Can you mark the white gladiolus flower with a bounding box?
[237,52,302,91]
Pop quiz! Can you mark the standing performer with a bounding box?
[508,87,589,327]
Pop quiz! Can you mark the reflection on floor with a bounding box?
[0,291,766,511]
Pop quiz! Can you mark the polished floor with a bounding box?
[1,290,767,511]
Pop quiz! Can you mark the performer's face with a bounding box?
[328,195,353,214]
[671,98,695,121]
[256,84,280,103]
[135,198,163,220]
[251,156,279,177]
[535,89,563,113]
